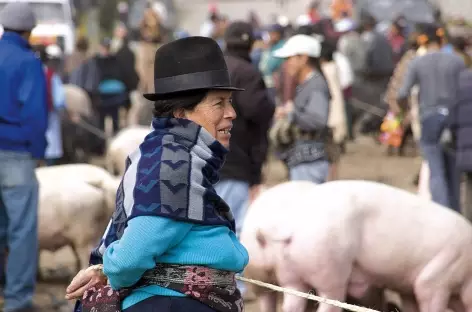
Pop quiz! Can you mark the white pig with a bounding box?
[64,84,92,118]
[38,181,106,272]
[105,126,150,176]
[36,164,121,214]
[242,180,472,312]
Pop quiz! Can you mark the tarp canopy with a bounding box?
[356,0,435,24]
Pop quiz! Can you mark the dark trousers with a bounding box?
[98,105,120,135]
[344,97,355,140]
[123,296,216,312]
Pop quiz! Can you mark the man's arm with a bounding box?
[18,57,48,159]
[282,62,297,105]
[397,59,418,110]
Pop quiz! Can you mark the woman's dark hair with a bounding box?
[307,56,327,85]
[312,23,325,37]
[391,21,405,36]
[451,36,468,52]
[295,25,314,36]
[407,32,419,50]
[153,90,208,118]
[320,40,336,62]
[75,36,89,52]
[210,13,220,23]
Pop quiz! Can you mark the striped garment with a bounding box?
[383,49,417,112]
[89,117,235,265]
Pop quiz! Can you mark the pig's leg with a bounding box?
[281,290,308,312]
[258,291,277,312]
[415,282,450,312]
[460,278,472,312]
[278,273,309,312]
[69,242,82,274]
[414,272,451,312]
[276,247,310,312]
[414,251,461,312]
[312,285,347,312]
[303,251,352,312]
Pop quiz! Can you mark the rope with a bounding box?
[350,98,387,118]
[76,119,110,141]
[236,276,381,312]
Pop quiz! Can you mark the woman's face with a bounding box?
[285,55,307,80]
[182,90,236,148]
[390,24,400,36]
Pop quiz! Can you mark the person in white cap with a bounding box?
[271,34,333,184]
[0,2,48,312]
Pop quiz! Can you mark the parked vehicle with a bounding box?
[0,0,75,55]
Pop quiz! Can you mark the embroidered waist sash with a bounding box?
[81,264,244,312]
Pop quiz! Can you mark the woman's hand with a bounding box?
[65,265,108,300]
[70,113,82,124]
[275,101,294,120]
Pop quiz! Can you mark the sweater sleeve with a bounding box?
[103,216,193,289]
[18,57,48,159]
[397,59,418,102]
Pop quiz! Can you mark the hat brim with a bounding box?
[143,86,244,101]
[273,47,296,59]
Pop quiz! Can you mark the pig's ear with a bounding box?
[256,229,267,248]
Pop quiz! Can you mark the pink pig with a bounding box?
[240,180,472,312]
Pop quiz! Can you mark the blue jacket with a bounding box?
[0,32,48,159]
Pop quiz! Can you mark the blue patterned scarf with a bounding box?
[89,117,235,265]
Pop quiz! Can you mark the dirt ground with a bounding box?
[28,136,421,311]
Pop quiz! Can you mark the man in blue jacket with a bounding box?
[0,3,48,312]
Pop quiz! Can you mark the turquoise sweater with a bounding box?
[102,216,249,310]
[259,39,286,88]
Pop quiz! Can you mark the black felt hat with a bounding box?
[143,36,243,101]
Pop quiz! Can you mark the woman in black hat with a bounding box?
[66,36,249,312]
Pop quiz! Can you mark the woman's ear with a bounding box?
[173,109,186,119]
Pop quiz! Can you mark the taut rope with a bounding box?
[236,276,381,312]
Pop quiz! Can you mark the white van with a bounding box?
[0,0,75,55]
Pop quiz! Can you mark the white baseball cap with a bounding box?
[273,34,322,59]
[335,18,356,33]
[295,14,312,26]
[46,44,62,58]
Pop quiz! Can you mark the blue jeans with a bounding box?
[289,160,330,184]
[420,112,461,212]
[420,142,461,212]
[214,179,249,295]
[214,180,249,238]
[0,150,39,311]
